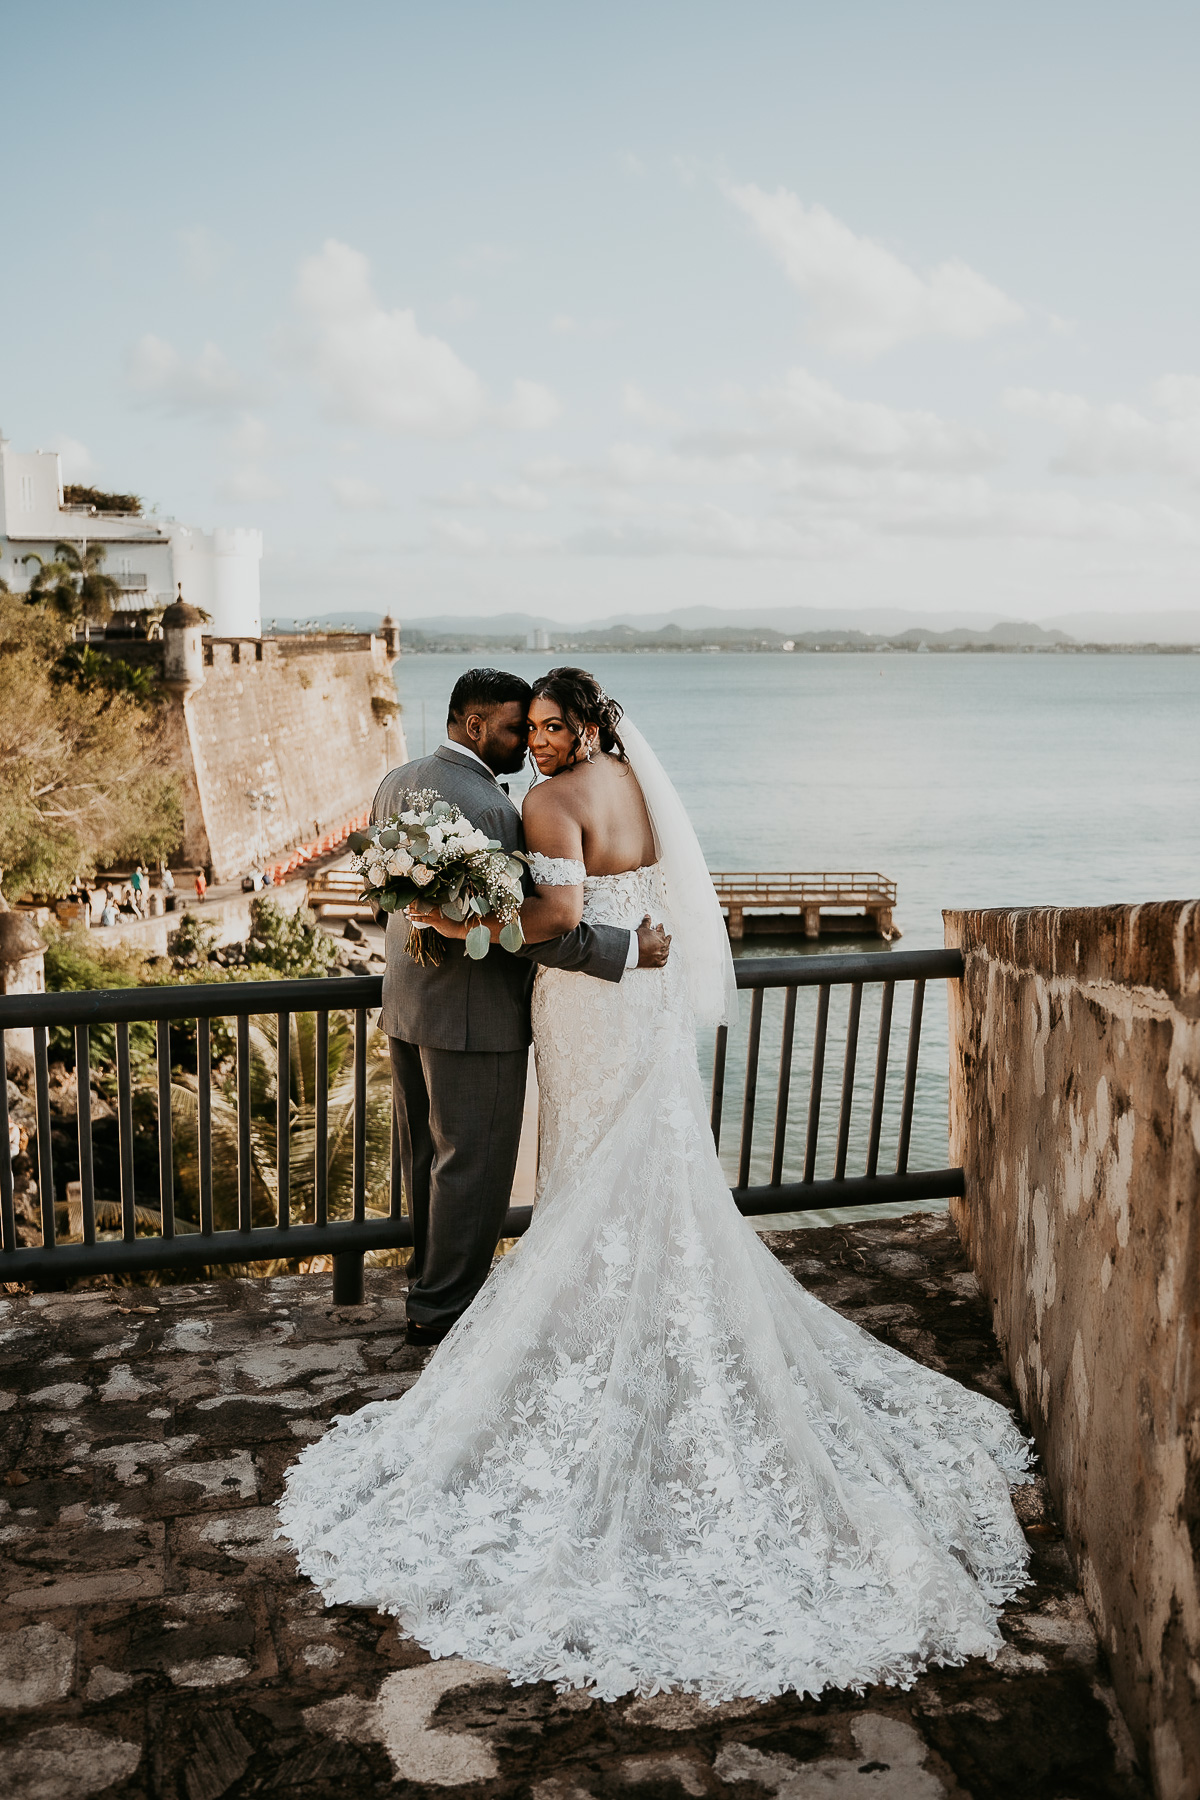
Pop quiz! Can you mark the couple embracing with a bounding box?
[280,665,1032,1705]
[376,665,672,1350]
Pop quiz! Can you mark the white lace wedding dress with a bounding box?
[279,857,1032,1705]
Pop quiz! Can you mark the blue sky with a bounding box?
[3,1,1198,623]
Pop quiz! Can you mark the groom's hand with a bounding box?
[635,916,671,968]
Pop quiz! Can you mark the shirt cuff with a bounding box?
[625,929,639,970]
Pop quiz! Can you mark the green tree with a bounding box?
[23,541,121,626]
[0,594,181,901]
[244,896,338,977]
[51,644,161,707]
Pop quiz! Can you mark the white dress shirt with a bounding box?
[440,737,638,969]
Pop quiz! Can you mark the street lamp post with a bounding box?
[245,785,278,877]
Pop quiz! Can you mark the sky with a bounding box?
[3,1,1199,626]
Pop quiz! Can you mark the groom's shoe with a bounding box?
[405,1317,457,1347]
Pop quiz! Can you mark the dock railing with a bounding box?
[1,948,962,1302]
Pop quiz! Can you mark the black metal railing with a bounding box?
[1,949,962,1300]
[711,947,963,1215]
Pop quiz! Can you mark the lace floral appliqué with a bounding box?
[279,864,1032,1705]
[527,853,586,886]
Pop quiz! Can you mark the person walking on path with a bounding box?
[194,870,207,904]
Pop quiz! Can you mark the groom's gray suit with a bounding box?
[373,744,630,1329]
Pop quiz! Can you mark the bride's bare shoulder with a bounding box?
[522,768,588,820]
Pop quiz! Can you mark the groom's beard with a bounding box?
[477,737,528,777]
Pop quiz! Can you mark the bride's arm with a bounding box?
[513,782,586,942]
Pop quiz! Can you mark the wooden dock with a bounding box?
[710,872,900,941]
[311,865,901,941]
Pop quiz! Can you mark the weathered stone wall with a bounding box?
[944,902,1200,1800]
[179,636,405,881]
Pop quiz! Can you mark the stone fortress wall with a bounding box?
[182,632,406,881]
[116,611,407,883]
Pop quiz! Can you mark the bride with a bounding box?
[278,667,1031,1704]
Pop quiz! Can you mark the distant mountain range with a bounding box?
[261,604,1200,646]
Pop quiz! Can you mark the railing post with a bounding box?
[333,1250,364,1304]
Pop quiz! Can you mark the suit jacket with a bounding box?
[372,745,629,1051]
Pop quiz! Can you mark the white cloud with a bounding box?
[622,382,680,428]
[875,479,1199,543]
[684,368,996,469]
[566,505,845,560]
[551,314,615,339]
[331,476,386,510]
[55,436,94,481]
[293,239,559,436]
[128,334,254,415]
[431,517,490,551]
[217,414,284,506]
[499,379,561,430]
[724,182,1024,358]
[229,413,270,458]
[1006,379,1200,479]
[433,481,549,512]
[220,466,285,503]
[177,226,232,284]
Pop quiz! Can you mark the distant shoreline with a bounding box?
[395,640,1200,657]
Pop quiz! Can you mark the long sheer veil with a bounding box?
[621,718,739,1028]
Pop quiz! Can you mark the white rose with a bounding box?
[410,865,434,887]
[364,863,385,888]
[426,826,444,848]
[387,851,413,876]
[400,810,420,825]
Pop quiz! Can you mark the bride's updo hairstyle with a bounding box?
[529,667,628,765]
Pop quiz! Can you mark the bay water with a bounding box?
[393,651,1200,1224]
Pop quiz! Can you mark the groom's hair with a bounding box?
[447,667,532,726]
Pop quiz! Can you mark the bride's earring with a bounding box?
[576,731,594,764]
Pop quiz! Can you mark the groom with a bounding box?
[373,667,669,1346]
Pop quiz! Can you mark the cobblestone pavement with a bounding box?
[1,1216,1146,1799]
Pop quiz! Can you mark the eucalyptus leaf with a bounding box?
[442,896,467,922]
[432,801,453,819]
[465,923,491,960]
[377,828,399,849]
[347,831,371,853]
[499,919,525,954]
[378,891,399,912]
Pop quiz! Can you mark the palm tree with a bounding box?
[170,1008,395,1232]
[23,542,121,625]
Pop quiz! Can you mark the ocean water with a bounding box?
[393,651,1200,1221]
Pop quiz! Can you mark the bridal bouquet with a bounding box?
[348,792,526,964]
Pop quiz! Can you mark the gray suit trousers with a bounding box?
[390,1038,528,1329]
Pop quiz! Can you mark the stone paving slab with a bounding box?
[0,1216,1147,1799]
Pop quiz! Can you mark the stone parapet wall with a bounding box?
[944,901,1200,1800]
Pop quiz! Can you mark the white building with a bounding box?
[0,435,263,636]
